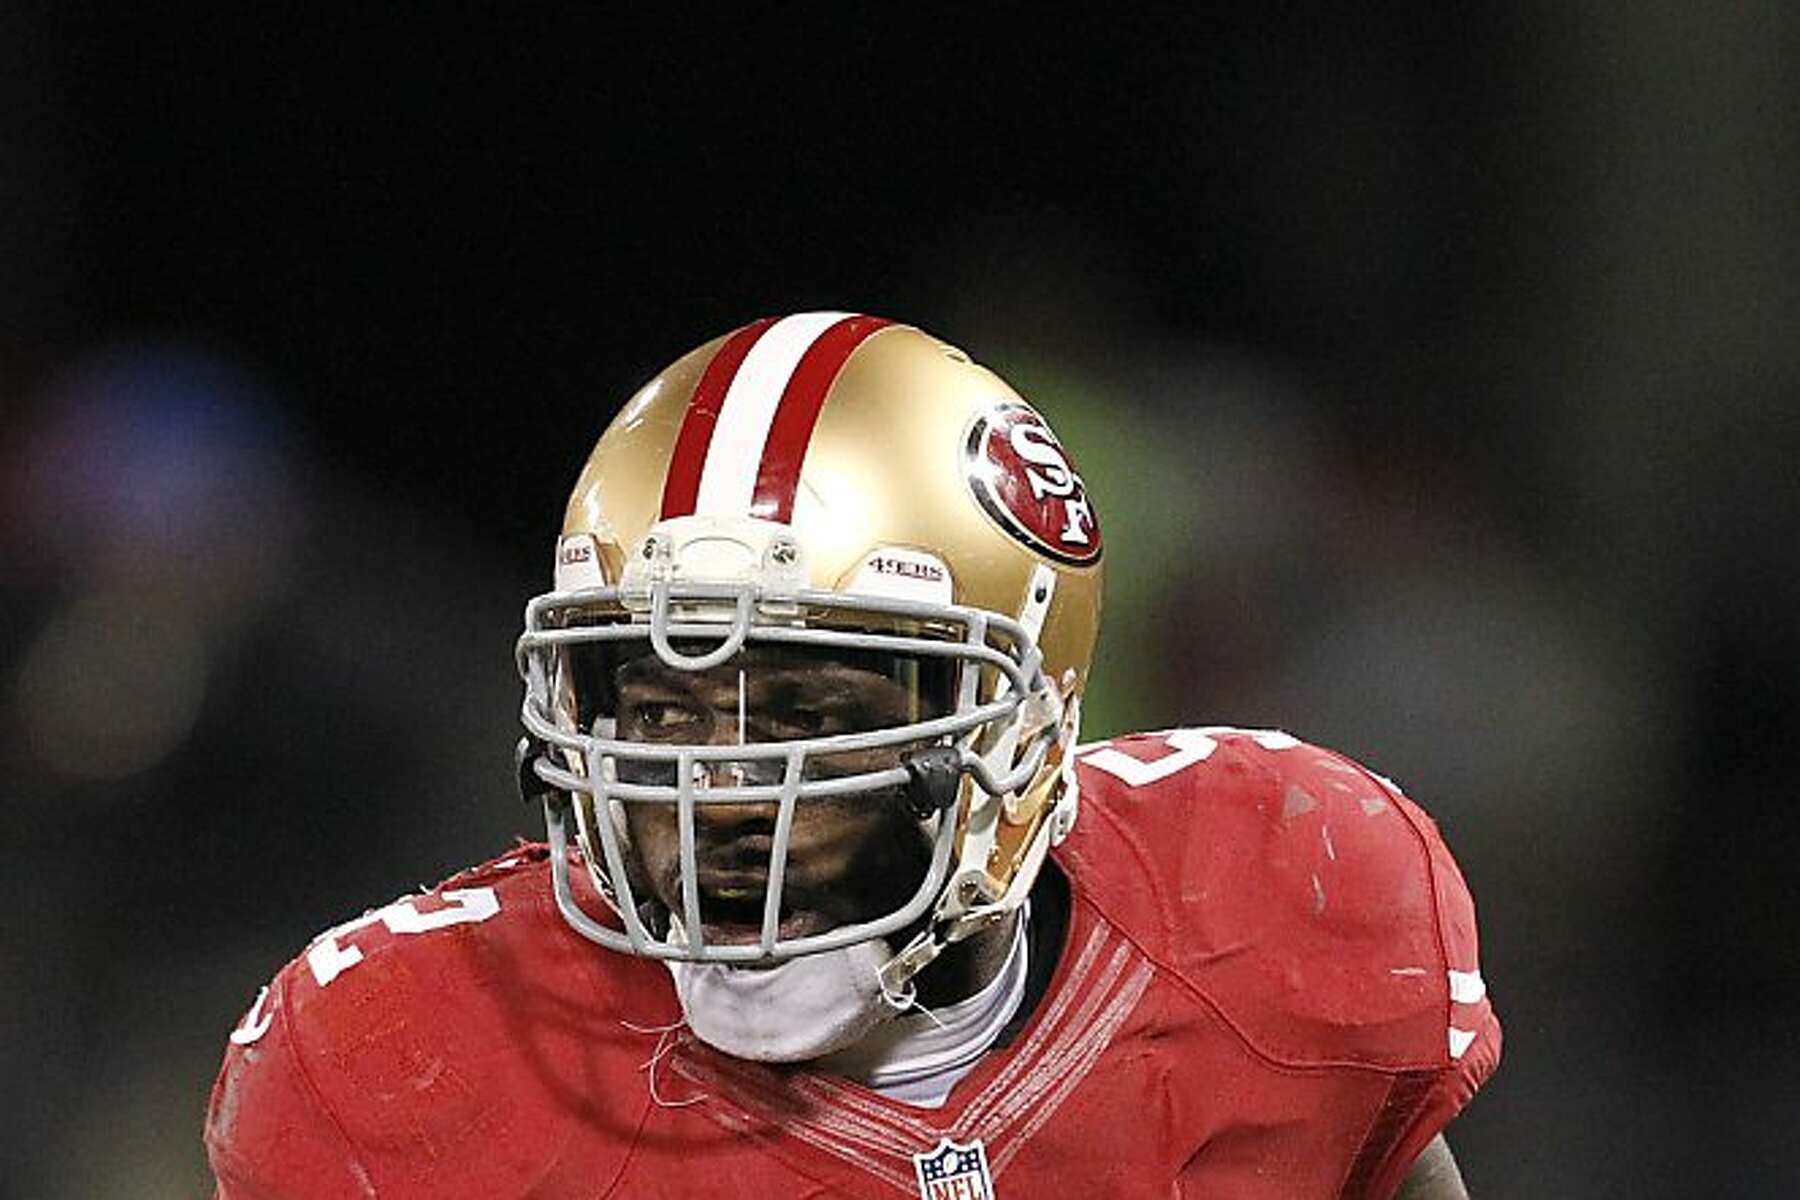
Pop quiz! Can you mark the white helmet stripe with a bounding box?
[693,311,852,517]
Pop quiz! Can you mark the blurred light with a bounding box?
[8,341,306,784]
[16,341,302,601]
[16,588,207,782]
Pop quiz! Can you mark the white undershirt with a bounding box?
[816,903,1031,1109]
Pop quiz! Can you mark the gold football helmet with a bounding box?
[517,312,1102,990]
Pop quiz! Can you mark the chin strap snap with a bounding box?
[900,746,965,820]
[879,923,947,997]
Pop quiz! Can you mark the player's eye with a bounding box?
[771,706,830,738]
[630,700,702,736]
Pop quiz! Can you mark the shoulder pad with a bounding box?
[1069,728,1490,1070]
[208,846,674,1198]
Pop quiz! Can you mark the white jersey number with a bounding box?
[305,887,501,987]
[1078,726,1299,788]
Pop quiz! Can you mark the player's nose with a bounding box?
[693,799,779,842]
[683,688,786,827]
[688,731,780,833]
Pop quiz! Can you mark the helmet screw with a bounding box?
[770,540,797,566]
[641,537,658,559]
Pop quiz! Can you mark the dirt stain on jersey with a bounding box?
[1282,783,1318,820]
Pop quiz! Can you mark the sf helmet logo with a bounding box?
[964,402,1101,566]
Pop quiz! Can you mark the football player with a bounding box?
[207,313,1499,1198]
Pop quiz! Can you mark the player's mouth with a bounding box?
[693,871,832,944]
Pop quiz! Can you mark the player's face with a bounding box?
[613,649,941,945]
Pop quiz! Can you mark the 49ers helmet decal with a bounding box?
[963,401,1101,566]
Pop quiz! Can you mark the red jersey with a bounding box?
[206,727,1499,1199]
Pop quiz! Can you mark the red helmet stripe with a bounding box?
[750,315,894,523]
[659,317,778,518]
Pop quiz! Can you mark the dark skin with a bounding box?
[614,649,1011,1007]
[613,649,1467,1195]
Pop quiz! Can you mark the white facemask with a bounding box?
[665,936,910,1063]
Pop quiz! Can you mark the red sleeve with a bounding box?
[1345,780,1503,1200]
[1349,1019,1501,1200]
[205,976,373,1200]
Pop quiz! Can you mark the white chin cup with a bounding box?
[665,937,909,1063]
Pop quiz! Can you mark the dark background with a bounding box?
[4,5,1797,1196]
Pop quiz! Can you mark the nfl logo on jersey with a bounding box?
[911,1137,995,1200]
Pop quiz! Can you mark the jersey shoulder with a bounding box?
[1064,727,1496,1073]
[206,845,676,1200]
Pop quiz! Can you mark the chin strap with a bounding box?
[880,746,973,994]
[882,686,1064,997]
[875,896,1018,1000]
[878,923,948,998]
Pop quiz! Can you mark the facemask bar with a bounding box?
[518,580,1056,964]
[539,750,965,963]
